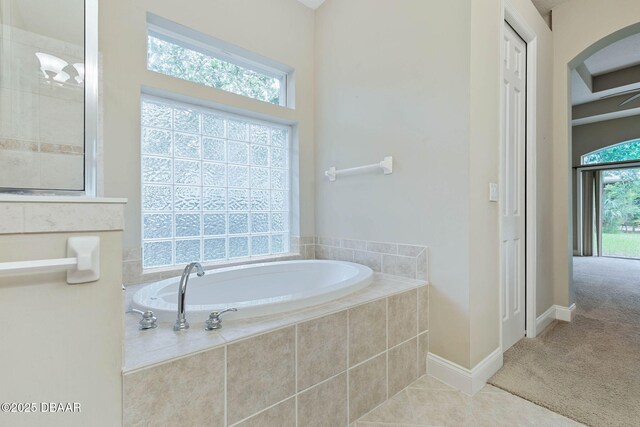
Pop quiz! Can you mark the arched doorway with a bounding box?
[553,10,640,307]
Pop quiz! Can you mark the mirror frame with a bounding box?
[84,0,98,196]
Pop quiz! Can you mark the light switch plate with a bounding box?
[489,183,499,202]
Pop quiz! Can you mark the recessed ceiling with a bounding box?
[572,32,640,125]
[572,33,640,106]
[584,33,640,75]
[297,0,325,10]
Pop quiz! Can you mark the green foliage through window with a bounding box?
[147,35,282,105]
[602,169,640,234]
[601,168,640,258]
[581,138,640,165]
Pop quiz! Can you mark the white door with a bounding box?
[501,22,526,351]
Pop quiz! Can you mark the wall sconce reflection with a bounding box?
[35,52,84,86]
[73,63,84,84]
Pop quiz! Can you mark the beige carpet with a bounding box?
[489,257,640,427]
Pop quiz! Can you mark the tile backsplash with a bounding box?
[123,236,428,285]
[310,236,428,281]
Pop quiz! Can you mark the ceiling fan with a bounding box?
[599,88,640,106]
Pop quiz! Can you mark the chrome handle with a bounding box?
[127,309,158,330]
[205,308,238,330]
[212,308,238,316]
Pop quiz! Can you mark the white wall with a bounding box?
[468,0,554,364]
[467,0,501,366]
[315,0,473,367]
[572,116,640,166]
[315,0,553,368]
[552,0,640,306]
[100,0,316,273]
[0,200,124,427]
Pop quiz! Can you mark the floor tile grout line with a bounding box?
[416,287,419,378]
[385,296,389,402]
[227,394,294,427]
[230,363,353,426]
[297,364,348,396]
[357,374,582,427]
[346,307,351,425]
[224,345,228,427]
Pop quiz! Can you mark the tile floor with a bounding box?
[354,375,583,427]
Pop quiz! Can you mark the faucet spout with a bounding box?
[174,262,205,331]
[194,263,205,277]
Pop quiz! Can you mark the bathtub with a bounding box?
[131,260,373,322]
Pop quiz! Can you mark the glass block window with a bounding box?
[147,28,287,106]
[141,96,291,269]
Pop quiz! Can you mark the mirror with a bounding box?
[0,0,94,193]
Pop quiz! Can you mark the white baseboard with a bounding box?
[555,303,576,322]
[428,305,576,395]
[535,303,576,333]
[536,305,556,332]
[426,348,502,396]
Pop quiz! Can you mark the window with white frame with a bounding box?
[141,96,291,269]
[146,14,290,107]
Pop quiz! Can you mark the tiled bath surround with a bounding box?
[309,237,428,281]
[123,279,429,426]
[123,236,427,285]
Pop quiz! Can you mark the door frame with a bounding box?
[577,161,640,259]
[501,3,539,346]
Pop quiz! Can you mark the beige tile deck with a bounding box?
[124,273,426,372]
[355,375,584,427]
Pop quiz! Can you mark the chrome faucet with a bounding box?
[127,308,158,330]
[205,308,238,330]
[174,262,205,331]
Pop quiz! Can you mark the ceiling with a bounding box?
[584,33,640,75]
[571,32,640,125]
[297,0,325,10]
[530,0,569,17]
[300,0,571,15]
[573,33,640,106]
[298,0,571,16]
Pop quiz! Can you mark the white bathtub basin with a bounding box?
[132,260,373,322]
